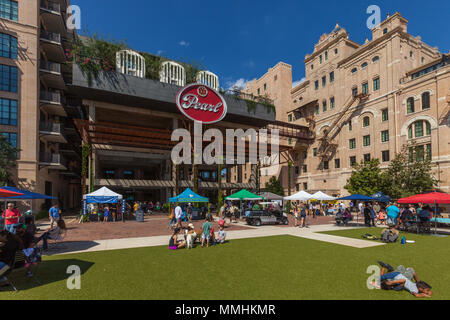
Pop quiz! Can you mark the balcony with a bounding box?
[40,90,67,117]
[39,122,67,144]
[40,60,66,90]
[39,153,67,170]
[40,0,66,34]
[40,30,65,62]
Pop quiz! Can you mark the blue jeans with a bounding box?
[5,224,18,234]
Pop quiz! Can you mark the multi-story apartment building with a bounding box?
[0,0,82,210]
[246,13,449,196]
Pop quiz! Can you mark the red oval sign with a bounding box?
[176,84,228,124]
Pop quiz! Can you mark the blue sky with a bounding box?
[72,0,449,89]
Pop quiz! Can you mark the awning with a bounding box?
[288,99,318,114]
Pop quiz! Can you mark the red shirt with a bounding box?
[3,208,20,225]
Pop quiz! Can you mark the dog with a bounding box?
[186,232,197,249]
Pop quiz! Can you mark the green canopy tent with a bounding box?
[225,190,264,216]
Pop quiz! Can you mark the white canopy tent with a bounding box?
[284,191,312,201]
[83,187,123,204]
[309,191,337,201]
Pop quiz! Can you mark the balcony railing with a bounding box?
[40,90,61,104]
[40,60,61,73]
[39,121,63,133]
[39,152,67,167]
[40,30,61,43]
[40,0,61,13]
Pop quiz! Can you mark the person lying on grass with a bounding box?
[169,228,185,250]
[378,261,432,298]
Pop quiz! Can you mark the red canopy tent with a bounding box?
[398,192,450,235]
[398,192,450,204]
[0,188,23,198]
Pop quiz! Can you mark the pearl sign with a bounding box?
[176,84,228,124]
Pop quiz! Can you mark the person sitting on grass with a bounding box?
[201,216,213,248]
[377,261,432,298]
[169,228,185,250]
[217,226,227,244]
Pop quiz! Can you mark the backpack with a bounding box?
[381,229,399,243]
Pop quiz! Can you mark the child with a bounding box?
[210,226,216,246]
[217,226,227,244]
[378,210,386,225]
[103,206,110,223]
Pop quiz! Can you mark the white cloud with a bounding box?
[225,78,250,90]
[292,77,306,88]
[179,40,190,47]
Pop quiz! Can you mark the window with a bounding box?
[364,154,371,162]
[407,97,415,114]
[302,165,307,173]
[363,116,370,127]
[334,48,338,55]
[349,138,356,149]
[315,105,319,115]
[104,170,115,179]
[381,130,389,142]
[352,87,358,97]
[322,100,327,112]
[426,143,432,160]
[1,132,17,147]
[274,75,277,81]
[363,135,371,147]
[348,121,353,131]
[410,51,413,58]
[329,71,334,83]
[351,67,357,74]
[350,156,357,167]
[322,76,326,87]
[311,64,314,70]
[382,150,390,162]
[383,28,388,34]
[288,114,292,122]
[0,98,17,125]
[302,151,307,160]
[303,182,308,190]
[323,161,329,170]
[361,62,368,69]
[0,64,17,92]
[315,80,319,90]
[295,166,299,175]
[382,108,389,121]
[422,92,430,109]
[313,148,317,156]
[0,33,17,59]
[330,97,335,109]
[320,55,322,64]
[408,120,431,139]
[123,170,135,179]
[0,0,18,21]
[257,88,260,95]
[325,51,328,60]
[373,77,380,91]
[296,184,300,192]
[335,159,340,169]
[372,56,379,63]
[362,82,369,94]
[264,83,267,91]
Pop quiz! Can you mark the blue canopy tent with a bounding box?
[0,186,57,221]
[169,188,210,216]
[370,192,391,203]
[338,194,377,226]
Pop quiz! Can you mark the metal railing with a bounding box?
[39,153,67,167]
[40,30,61,43]
[40,0,61,13]
[40,90,62,103]
[39,121,63,133]
[40,60,61,73]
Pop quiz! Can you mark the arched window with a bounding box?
[422,92,430,110]
[361,62,368,69]
[408,120,432,139]
[351,67,357,74]
[407,97,415,114]
[363,116,370,127]
[372,56,380,63]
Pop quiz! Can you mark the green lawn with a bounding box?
[1,229,449,300]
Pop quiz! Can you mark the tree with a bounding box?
[0,135,20,186]
[344,159,383,196]
[381,144,438,199]
[264,176,285,196]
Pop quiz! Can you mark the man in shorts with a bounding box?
[48,204,60,229]
[201,217,213,248]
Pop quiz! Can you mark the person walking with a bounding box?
[175,204,183,229]
[48,203,60,229]
[300,203,307,228]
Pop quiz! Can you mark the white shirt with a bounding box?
[175,206,183,219]
[358,203,363,211]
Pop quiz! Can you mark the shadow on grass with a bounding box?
[0,259,95,292]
